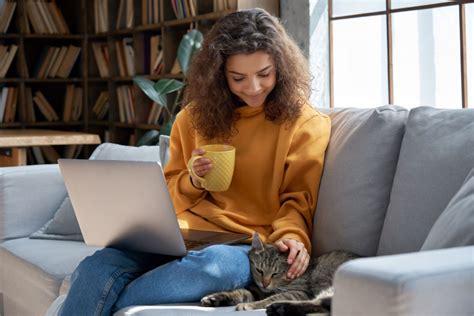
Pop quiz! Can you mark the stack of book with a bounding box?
[34,45,81,79]
[116,85,136,124]
[94,0,109,33]
[63,84,83,122]
[24,0,70,34]
[0,0,17,33]
[115,38,135,77]
[91,42,110,78]
[92,91,109,119]
[142,0,161,25]
[0,44,18,77]
[0,86,18,123]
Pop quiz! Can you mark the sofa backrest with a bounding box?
[312,105,408,257]
[377,107,474,255]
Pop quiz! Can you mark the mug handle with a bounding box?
[187,155,207,186]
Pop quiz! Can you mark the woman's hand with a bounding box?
[274,239,310,279]
[189,148,212,189]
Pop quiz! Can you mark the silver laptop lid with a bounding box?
[58,159,187,256]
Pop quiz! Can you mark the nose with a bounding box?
[246,77,262,94]
[262,278,271,289]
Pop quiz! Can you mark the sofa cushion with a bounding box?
[30,143,161,241]
[0,238,100,315]
[313,105,408,257]
[421,168,474,250]
[377,107,474,255]
[30,197,83,241]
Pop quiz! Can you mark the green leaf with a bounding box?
[153,79,184,95]
[160,115,176,136]
[177,29,203,75]
[136,129,160,146]
[133,76,167,106]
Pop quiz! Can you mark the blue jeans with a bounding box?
[60,244,252,316]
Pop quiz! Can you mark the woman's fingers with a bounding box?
[277,239,310,279]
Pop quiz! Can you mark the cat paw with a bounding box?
[201,293,233,307]
[265,303,308,316]
[235,302,258,311]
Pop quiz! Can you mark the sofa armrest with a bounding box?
[332,246,474,316]
[0,164,67,240]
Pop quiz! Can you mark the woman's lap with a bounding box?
[60,244,251,316]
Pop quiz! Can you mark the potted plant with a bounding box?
[133,29,203,145]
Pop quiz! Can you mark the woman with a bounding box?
[60,8,330,315]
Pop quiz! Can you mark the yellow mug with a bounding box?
[187,144,236,192]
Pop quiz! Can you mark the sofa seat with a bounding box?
[0,238,100,316]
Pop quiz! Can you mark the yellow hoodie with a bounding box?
[164,104,331,253]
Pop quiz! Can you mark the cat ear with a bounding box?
[251,232,265,252]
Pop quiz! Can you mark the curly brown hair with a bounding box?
[183,8,311,141]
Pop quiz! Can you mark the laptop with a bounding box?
[58,159,248,256]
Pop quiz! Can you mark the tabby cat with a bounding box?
[201,233,359,316]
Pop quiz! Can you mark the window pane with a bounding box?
[467,4,474,108]
[332,0,385,17]
[392,0,456,10]
[333,16,388,107]
[392,6,461,108]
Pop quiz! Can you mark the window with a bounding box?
[330,0,473,109]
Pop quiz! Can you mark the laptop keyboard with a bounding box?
[184,239,210,249]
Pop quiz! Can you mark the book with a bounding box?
[0,1,17,33]
[47,2,70,34]
[49,46,68,78]
[41,146,60,163]
[0,86,8,122]
[0,44,17,77]
[33,91,59,122]
[56,45,81,78]
[62,84,75,121]
[91,42,109,77]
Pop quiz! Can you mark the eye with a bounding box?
[232,77,244,82]
[258,73,270,77]
[255,268,263,275]
[271,272,278,277]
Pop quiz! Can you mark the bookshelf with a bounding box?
[0,0,279,164]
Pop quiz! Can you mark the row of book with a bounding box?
[0,44,18,78]
[92,34,163,78]
[34,45,81,79]
[17,87,83,123]
[24,0,70,34]
[0,0,16,33]
[28,144,83,165]
[0,86,17,123]
[171,0,197,19]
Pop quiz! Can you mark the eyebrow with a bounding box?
[227,65,273,76]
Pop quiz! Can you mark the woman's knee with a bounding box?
[188,245,251,283]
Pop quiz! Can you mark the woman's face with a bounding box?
[225,51,277,108]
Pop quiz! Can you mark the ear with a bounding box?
[251,232,265,252]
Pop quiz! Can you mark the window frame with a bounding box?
[328,0,474,108]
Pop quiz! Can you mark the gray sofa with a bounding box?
[1,105,473,316]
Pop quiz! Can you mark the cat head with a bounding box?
[248,233,293,293]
